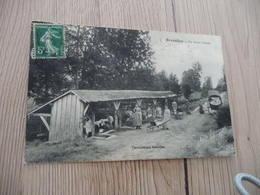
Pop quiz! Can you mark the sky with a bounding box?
[149,31,225,88]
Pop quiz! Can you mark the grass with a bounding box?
[182,111,234,157]
[196,126,234,157]
[182,126,234,157]
[25,136,111,163]
[199,114,219,133]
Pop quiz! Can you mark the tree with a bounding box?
[66,26,155,90]
[215,65,227,92]
[182,84,192,100]
[191,62,202,91]
[151,70,168,90]
[28,58,72,104]
[150,72,181,95]
[181,62,203,99]
[167,73,181,94]
[28,26,155,104]
[201,76,213,97]
[181,62,202,91]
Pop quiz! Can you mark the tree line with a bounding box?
[28,26,227,104]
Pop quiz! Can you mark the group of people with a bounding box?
[82,115,114,138]
[175,99,205,115]
[83,99,205,136]
[132,104,171,130]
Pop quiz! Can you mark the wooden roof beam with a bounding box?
[32,113,51,117]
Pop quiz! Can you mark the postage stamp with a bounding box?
[33,23,65,58]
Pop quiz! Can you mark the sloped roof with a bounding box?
[28,90,176,115]
[72,90,176,102]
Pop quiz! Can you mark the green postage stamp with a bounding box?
[33,23,65,58]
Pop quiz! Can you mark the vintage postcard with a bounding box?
[25,21,235,163]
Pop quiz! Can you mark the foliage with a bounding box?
[152,70,168,90]
[177,96,204,112]
[189,91,202,101]
[216,105,232,128]
[29,26,155,104]
[215,66,227,92]
[201,76,213,97]
[215,78,227,92]
[181,62,203,99]
[181,62,202,91]
[28,58,72,104]
[192,62,203,90]
[196,126,234,157]
[167,73,181,95]
[151,71,181,94]
[181,84,192,100]
[183,124,234,157]
[29,23,208,106]
[199,114,219,132]
[66,26,155,90]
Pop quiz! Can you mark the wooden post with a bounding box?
[152,99,157,117]
[39,116,50,131]
[114,113,118,129]
[83,104,89,116]
[119,110,122,128]
[91,114,95,136]
[32,113,51,131]
[136,99,142,106]
[113,101,121,130]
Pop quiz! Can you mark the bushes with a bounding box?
[216,105,232,128]
[189,91,202,101]
[196,126,234,157]
[182,126,234,157]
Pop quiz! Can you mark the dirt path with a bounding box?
[92,108,214,161]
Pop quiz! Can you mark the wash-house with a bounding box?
[27,90,176,141]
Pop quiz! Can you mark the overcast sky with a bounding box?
[149,31,224,88]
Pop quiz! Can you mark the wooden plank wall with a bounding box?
[1,0,260,194]
[49,94,84,141]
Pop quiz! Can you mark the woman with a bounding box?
[40,27,60,56]
[133,105,142,129]
[155,105,163,118]
[172,101,178,115]
[199,100,205,114]
[185,100,191,114]
[83,116,93,138]
[146,105,153,118]
[162,106,171,130]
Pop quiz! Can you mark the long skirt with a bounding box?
[133,112,142,126]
